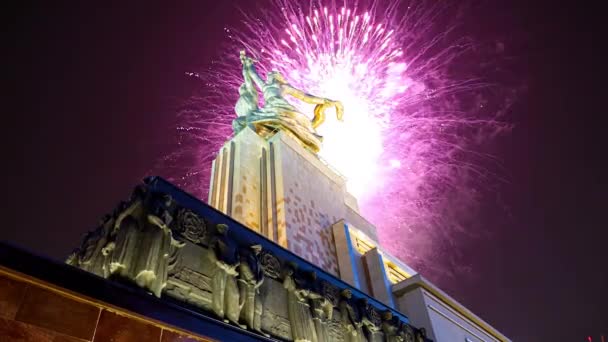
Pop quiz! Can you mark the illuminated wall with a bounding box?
[209,129,377,276]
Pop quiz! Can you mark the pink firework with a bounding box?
[163,0,512,280]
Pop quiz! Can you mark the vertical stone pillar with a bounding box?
[363,247,396,308]
[209,128,267,233]
[332,221,361,289]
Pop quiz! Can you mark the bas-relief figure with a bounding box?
[238,244,268,336]
[339,289,367,342]
[414,328,427,342]
[284,264,319,342]
[66,182,424,342]
[359,298,384,342]
[382,311,405,342]
[208,223,244,328]
[399,322,415,342]
[307,272,335,342]
[68,187,185,297]
[234,50,344,153]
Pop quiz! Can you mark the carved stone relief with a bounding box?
[67,181,426,342]
[176,208,207,244]
[259,250,281,279]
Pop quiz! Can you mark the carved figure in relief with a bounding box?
[339,289,367,342]
[398,323,415,342]
[238,244,268,336]
[414,327,427,342]
[381,311,403,342]
[68,214,114,277]
[283,264,319,342]
[300,272,334,342]
[208,224,244,328]
[358,298,383,342]
[107,193,184,297]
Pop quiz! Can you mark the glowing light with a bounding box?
[236,1,416,198]
[165,0,511,277]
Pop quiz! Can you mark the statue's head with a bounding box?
[284,261,298,277]
[341,289,352,299]
[250,244,262,255]
[267,71,287,84]
[216,224,229,235]
[383,310,393,321]
[163,194,173,207]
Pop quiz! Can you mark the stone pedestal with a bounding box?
[209,128,377,276]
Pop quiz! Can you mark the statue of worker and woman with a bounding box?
[234,50,344,153]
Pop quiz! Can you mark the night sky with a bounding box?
[4,1,607,341]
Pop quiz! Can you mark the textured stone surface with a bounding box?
[93,310,161,342]
[0,275,27,319]
[15,286,99,340]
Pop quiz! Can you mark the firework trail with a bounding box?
[159,0,513,281]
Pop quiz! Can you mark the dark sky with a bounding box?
[3,1,607,341]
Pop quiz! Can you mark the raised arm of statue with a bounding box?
[241,64,256,93]
[240,51,265,90]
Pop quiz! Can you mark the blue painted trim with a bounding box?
[376,251,397,308]
[342,223,361,289]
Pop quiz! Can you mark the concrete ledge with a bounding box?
[393,274,510,342]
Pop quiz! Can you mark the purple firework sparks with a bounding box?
[163,0,511,278]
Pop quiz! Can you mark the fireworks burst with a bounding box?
[160,0,513,280]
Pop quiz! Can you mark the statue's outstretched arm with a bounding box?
[283,85,329,105]
[240,51,264,89]
[285,84,344,127]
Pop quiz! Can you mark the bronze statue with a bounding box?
[233,53,260,133]
[283,264,319,342]
[208,224,244,328]
[238,244,268,336]
[236,50,344,153]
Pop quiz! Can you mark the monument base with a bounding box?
[209,128,378,276]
